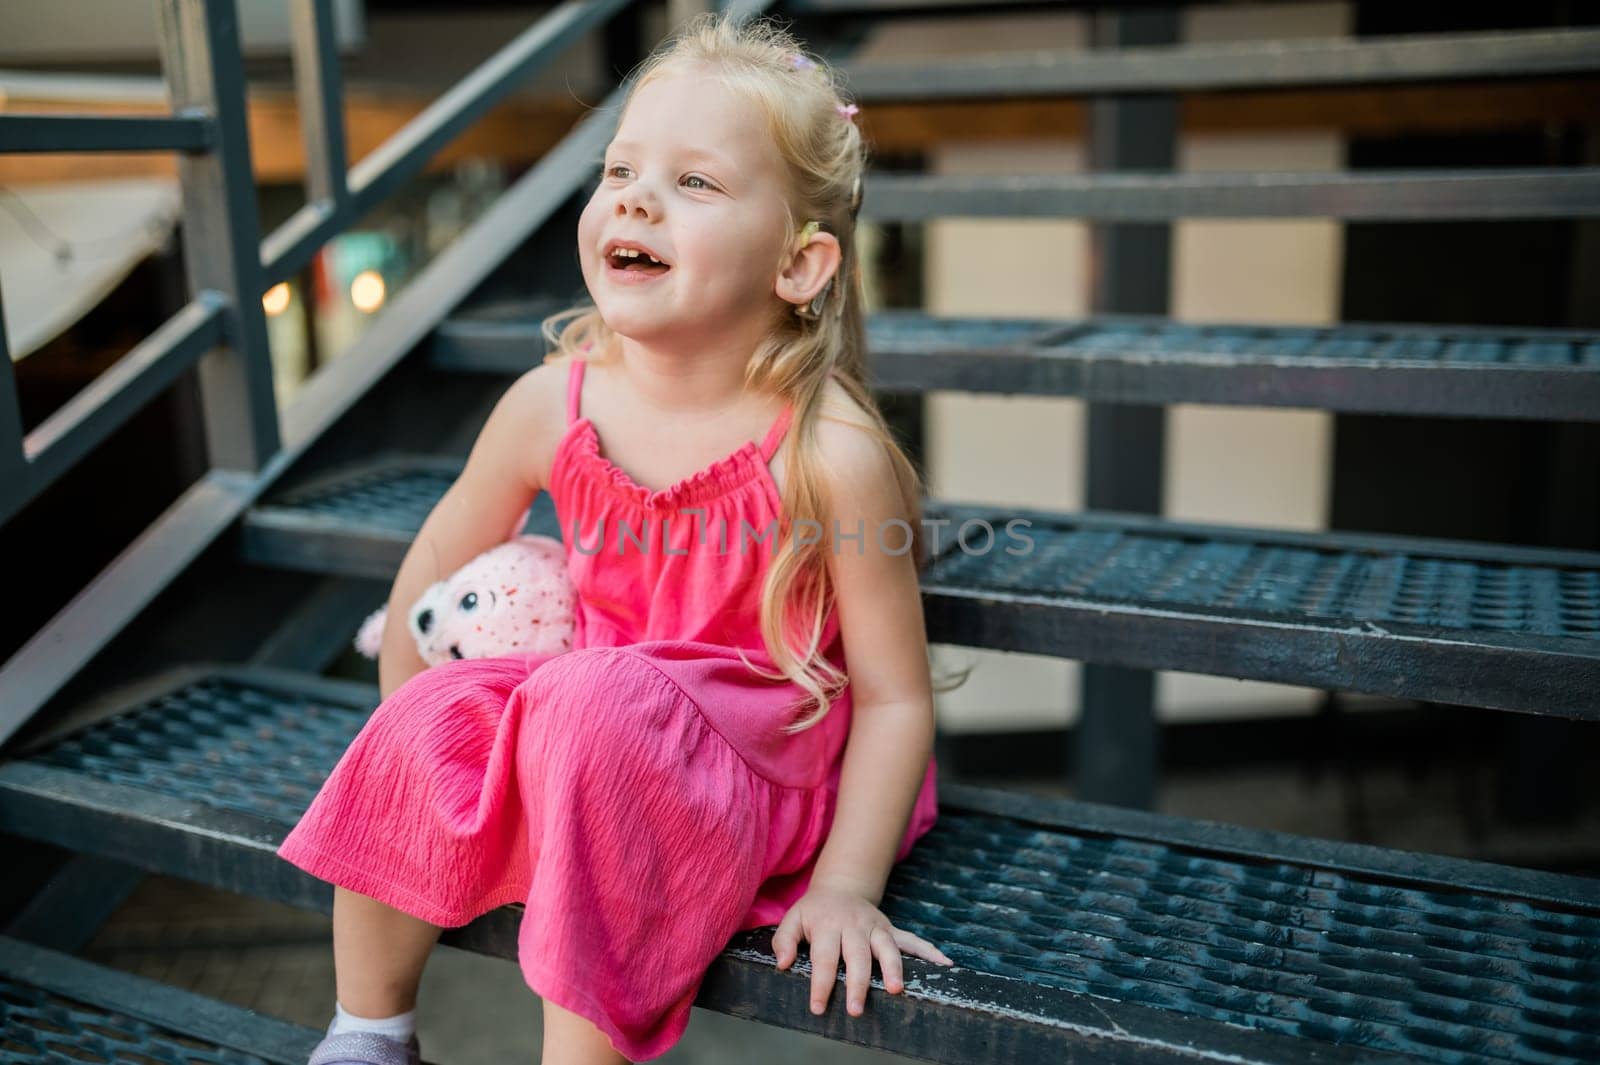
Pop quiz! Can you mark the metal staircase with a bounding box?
[2,2,1597,1062]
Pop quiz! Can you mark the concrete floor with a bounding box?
[82,879,916,1065]
[77,762,1600,1064]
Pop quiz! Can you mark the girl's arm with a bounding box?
[377,364,558,699]
[771,414,953,1018]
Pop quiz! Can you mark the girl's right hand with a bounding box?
[772,880,953,1018]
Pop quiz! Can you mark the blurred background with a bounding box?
[2,2,1597,1061]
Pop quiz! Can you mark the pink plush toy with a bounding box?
[355,534,577,665]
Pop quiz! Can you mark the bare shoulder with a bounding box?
[812,376,900,510]
[525,356,578,490]
[490,355,571,493]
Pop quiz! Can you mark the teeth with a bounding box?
[612,247,664,265]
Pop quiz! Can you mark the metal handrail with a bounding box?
[263,0,632,285]
[0,114,215,153]
[0,0,628,528]
[0,0,272,527]
[25,299,226,483]
[0,0,652,741]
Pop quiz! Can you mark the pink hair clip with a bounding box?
[836,103,859,122]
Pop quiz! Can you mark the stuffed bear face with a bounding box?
[408,536,576,665]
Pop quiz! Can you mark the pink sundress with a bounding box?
[277,354,940,1061]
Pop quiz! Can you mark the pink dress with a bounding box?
[277,355,940,1061]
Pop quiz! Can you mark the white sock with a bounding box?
[330,1001,417,1042]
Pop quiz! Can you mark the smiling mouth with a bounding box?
[607,248,671,276]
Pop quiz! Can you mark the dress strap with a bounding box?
[566,358,587,426]
[759,402,793,462]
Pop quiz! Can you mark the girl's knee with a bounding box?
[372,655,530,745]
[516,647,668,721]
[513,647,690,771]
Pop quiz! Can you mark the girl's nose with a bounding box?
[615,181,659,219]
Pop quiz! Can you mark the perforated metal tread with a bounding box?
[1,665,1597,1064]
[241,456,1600,717]
[239,454,562,582]
[428,303,1600,420]
[0,935,319,1064]
[836,28,1600,98]
[858,168,1600,223]
[869,312,1600,421]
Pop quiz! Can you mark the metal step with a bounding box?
[1,664,1596,1065]
[429,304,1600,421]
[790,0,1175,13]
[238,454,563,582]
[426,296,570,374]
[0,934,323,1065]
[858,167,1600,221]
[842,28,1600,99]
[238,457,1600,718]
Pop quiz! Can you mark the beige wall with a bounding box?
[857,12,1093,733]
[857,4,1354,732]
[1158,2,1349,720]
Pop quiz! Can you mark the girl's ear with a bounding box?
[775,228,842,309]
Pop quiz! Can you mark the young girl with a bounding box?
[279,14,962,1064]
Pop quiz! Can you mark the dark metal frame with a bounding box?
[842,27,1600,98]
[227,455,1600,719]
[0,0,272,526]
[3,662,1596,1064]
[0,752,1421,1065]
[3,856,147,954]
[0,114,215,153]
[918,499,1600,719]
[262,0,632,286]
[3,4,1598,1058]
[864,313,1600,421]
[22,300,226,494]
[0,935,322,1065]
[429,305,1600,420]
[0,0,646,748]
[1074,6,1176,810]
[860,168,1600,221]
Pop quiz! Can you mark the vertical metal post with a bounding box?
[4,856,147,954]
[157,0,280,471]
[1074,7,1178,809]
[289,0,349,210]
[0,282,28,508]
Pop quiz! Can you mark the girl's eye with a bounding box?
[600,165,715,191]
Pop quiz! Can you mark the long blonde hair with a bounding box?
[543,13,970,732]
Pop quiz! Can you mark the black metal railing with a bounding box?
[0,0,633,526]
[0,0,658,743]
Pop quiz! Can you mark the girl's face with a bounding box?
[577,67,795,353]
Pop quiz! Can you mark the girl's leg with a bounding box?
[333,885,443,1016]
[540,998,630,1065]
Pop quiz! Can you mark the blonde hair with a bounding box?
[543,13,971,732]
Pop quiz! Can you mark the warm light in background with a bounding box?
[262,281,291,317]
[350,269,386,313]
